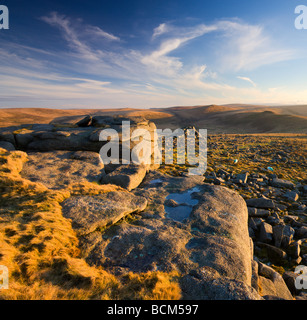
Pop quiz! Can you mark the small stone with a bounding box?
[246,197,275,209]
[0,141,15,151]
[76,115,92,127]
[235,172,249,184]
[248,207,270,218]
[259,222,273,243]
[287,242,300,259]
[283,191,299,202]
[296,226,307,239]
[257,243,288,265]
[273,224,295,248]
[271,178,295,189]
[296,292,307,300]
[282,271,300,295]
[164,199,179,207]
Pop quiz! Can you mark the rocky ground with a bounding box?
[161,133,307,299]
[0,116,306,300]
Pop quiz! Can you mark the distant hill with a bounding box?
[0,104,306,133]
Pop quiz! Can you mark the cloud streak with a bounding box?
[237,76,256,87]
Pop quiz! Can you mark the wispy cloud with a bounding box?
[152,23,169,39]
[0,13,302,108]
[215,20,295,71]
[237,76,256,87]
[85,26,120,41]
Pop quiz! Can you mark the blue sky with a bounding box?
[1,0,307,108]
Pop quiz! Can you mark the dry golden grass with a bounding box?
[0,148,181,300]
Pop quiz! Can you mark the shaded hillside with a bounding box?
[152,105,307,133]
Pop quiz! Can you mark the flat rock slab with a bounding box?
[61,191,147,235]
[21,151,104,189]
[271,178,295,189]
[79,171,259,299]
[101,164,147,191]
[245,197,275,209]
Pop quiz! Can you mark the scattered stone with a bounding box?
[271,178,295,189]
[283,271,300,295]
[296,226,307,239]
[287,241,301,259]
[273,224,295,248]
[259,222,273,243]
[246,197,275,209]
[283,191,299,202]
[296,292,307,300]
[258,262,293,300]
[248,207,270,218]
[164,199,180,207]
[234,172,249,184]
[0,141,15,151]
[257,242,288,265]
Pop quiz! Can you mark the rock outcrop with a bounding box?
[78,172,260,299]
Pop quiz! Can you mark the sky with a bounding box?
[1,0,307,108]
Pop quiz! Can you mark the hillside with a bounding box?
[0,104,306,133]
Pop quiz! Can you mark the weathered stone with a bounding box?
[287,241,301,259]
[0,128,16,145]
[248,207,270,218]
[180,268,261,300]
[91,115,120,127]
[27,129,101,152]
[101,164,147,191]
[283,271,300,295]
[271,178,295,189]
[235,172,249,184]
[258,262,293,300]
[259,222,273,243]
[283,191,299,202]
[15,130,34,148]
[21,151,105,189]
[0,141,15,151]
[296,226,307,239]
[246,197,275,209]
[80,173,257,299]
[273,224,295,248]
[300,239,307,256]
[62,191,148,235]
[251,260,259,292]
[164,199,180,207]
[76,115,92,127]
[257,242,288,265]
[32,124,54,131]
[259,276,277,296]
